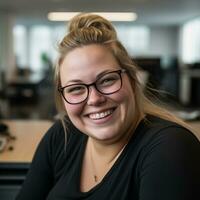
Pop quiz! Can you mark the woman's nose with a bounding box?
[87,87,106,106]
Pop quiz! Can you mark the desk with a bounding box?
[0,119,198,162]
[0,120,53,163]
[7,73,44,103]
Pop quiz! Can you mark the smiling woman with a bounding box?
[16,13,200,200]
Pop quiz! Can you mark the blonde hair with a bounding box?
[54,12,191,135]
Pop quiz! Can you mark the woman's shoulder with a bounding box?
[134,114,199,150]
[131,115,200,199]
[141,114,192,134]
[37,119,85,172]
[132,115,200,176]
[44,119,83,142]
[38,119,85,158]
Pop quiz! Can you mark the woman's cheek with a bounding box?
[111,88,131,103]
[64,102,83,117]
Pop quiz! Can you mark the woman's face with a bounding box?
[60,44,136,144]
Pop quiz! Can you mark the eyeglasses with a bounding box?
[58,69,126,104]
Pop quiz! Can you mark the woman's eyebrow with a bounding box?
[96,68,118,79]
[67,79,82,83]
[65,68,119,85]
[61,79,83,86]
[95,70,110,79]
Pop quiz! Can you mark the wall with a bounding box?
[0,12,16,87]
[148,25,179,58]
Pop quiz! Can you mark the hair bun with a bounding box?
[68,13,117,38]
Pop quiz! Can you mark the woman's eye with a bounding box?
[66,86,85,94]
[100,77,118,86]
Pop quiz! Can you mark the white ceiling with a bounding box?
[0,0,200,25]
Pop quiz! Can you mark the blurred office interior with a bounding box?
[0,0,200,120]
[0,1,200,199]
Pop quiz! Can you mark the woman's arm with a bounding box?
[16,121,64,200]
[138,126,200,200]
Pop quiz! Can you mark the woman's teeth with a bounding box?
[89,109,113,120]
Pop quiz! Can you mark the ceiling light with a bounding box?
[47,12,137,22]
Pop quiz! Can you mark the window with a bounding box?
[13,25,27,68]
[115,25,150,55]
[180,17,200,64]
[29,26,52,72]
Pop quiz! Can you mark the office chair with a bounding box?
[0,162,30,200]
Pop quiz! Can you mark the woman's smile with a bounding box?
[85,107,117,126]
[88,108,115,120]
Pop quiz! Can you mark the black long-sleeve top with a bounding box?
[16,115,200,200]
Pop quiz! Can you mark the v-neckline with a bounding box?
[77,135,130,195]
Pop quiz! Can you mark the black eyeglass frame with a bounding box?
[58,69,127,105]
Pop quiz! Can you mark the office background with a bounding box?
[0,0,200,119]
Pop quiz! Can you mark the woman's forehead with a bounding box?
[59,44,119,85]
[61,44,116,65]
